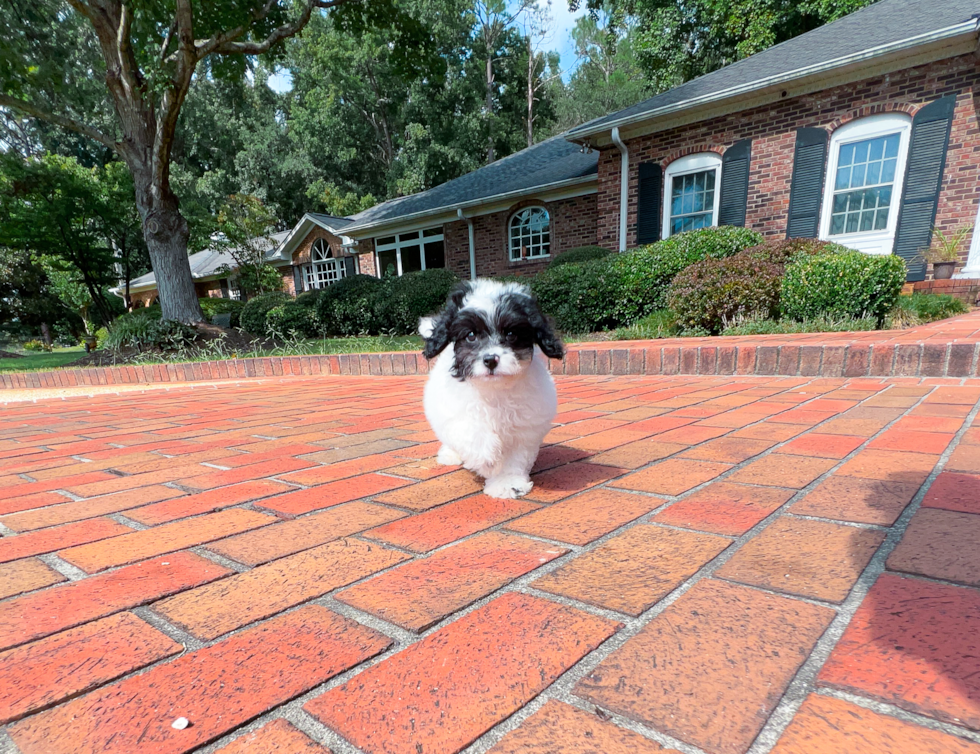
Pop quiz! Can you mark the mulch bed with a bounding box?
[0,351,23,359]
[65,324,271,368]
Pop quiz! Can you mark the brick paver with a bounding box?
[1,372,979,753]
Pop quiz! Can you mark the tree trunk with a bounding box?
[486,57,495,164]
[40,322,51,347]
[526,39,534,149]
[132,172,203,323]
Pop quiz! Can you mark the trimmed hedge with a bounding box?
[314,275,385,336]
[199,298,245,329]
[668,253,783,334]
[266,302,318,338]
[741,238,854,265]
[240,292,290,335]
[374,269,459,335]
[782,251,907,325]
[549,246,613,269]
[530,226,763,333]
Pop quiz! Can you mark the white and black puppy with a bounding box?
[419,279,564,499]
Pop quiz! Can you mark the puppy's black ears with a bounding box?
[527,296,565,360]
[421,282,470,359]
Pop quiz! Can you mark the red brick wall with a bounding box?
[442,193,600,279]
[599,52,980,267]
[194,281,222,298]
[130,290,157,308]
[357,239,376,276]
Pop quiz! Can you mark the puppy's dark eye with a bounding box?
[505,331,515,340]
[465,331,477,343]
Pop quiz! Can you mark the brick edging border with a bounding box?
[3,339,980,389]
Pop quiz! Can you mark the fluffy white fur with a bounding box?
[421,279,560,499]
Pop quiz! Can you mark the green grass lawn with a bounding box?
[0,347,85,373]
[288,334,423,355]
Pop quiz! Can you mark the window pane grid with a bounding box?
[669,170,715,236]
[509,208,550,261]
[830,133,900,236]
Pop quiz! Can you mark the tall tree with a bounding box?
[0,0,364,323]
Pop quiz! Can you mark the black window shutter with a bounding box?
[636,162,662,245]
[892,95,957,282]
[718,139,752,227]
[292,266,304,293]
[343,256,357,277]
[786,128,829,238]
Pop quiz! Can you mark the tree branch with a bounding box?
[0,95,118,151]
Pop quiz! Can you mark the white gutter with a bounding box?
[457,209,477,280]
[344,173,596,237]
[611,127,628,252]
[568,20,980,141]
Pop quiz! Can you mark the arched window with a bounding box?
[304,238,345,289]
[662,153,722,238]
[509,207,550,261]
[819,113,912,255]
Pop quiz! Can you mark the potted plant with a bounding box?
[922,225,973,280]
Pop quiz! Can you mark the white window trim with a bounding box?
[662,153,722,239]
[508,206,551,262]
[374,227,444,277]
[818,113,912,256]
[304,238,346,289]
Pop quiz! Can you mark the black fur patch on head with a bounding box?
[448,309,493,380]
[422,282,472,360]
[500,292,565,360]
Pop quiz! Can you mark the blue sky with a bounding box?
[266,0,586,92]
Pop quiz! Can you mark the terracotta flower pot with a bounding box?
[933,261,957,280]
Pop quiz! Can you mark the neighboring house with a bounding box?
[124,213,363,306]
[128,0,980,306]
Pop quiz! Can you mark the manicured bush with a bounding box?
[668,253,783,334]
[374,269,459,334]
[314,275,386,336]
[548,246,613,269]
[782,251,907,325]
[198,298,245,328]
[239,292,291,335]
[741,238,852,265]
[22,339,51,352]
[294,290,323,308]
[611,226,764,321]
[530,257,623,333]
[266,302,319,338]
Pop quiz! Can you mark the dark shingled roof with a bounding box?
[568,0,980,138]
[345,135,598,232]
[307,213,354,230]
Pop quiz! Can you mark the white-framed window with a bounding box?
[303,238,345,290]
[662,153,722,238]
[819,113,912,256]
[374,227,445,277]
[509,207,550,261]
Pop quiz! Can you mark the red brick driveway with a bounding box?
[1,374,980,754]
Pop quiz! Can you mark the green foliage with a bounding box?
[611,226,764,320]
[921,225,973,264]
[266,302,319,338]
[782,251,907,325]
[530,258,624,333]
[215,194,283,299]
[374,269,459,334]
[720,315,879,336]
[198,298,245,329]
[22,339,52,353]
[741,238,852,265]
[890,293,969,328]
[668,253,783,334]
[103,314,197,352]
[549,246,613,269]
[239,292,291,335]
[294,290,323,309]
[614,310,679,340]
[314,275,386,336]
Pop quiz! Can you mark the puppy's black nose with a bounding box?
[483,354,499,371]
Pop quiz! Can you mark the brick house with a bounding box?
[339,0,980,290]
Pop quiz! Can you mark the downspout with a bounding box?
[457,208,476,280]
[611,126,629,252]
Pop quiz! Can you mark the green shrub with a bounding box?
[549,246,613,269]
[22,339,51,352]
[314,275,386,336]
[239,291,291,335]
[198,298,245,328]
[741,238,852,265]
[530,257,623,333]
[668,253,783,334]
[295,290,323,309]
[894,293,969,325]
[103,315,197,351]
[374,269,458,334]
[720,315,879,336]
[614,310,679,340]
[782,251,906,325]
[266,302,318,338]
[611,226,764,321]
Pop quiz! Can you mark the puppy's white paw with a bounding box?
[484,476,533,499]
[437,445,463,466]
